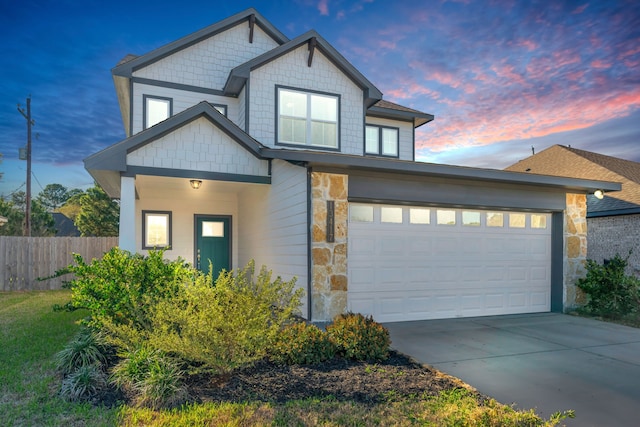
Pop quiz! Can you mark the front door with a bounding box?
[195,215,231,278]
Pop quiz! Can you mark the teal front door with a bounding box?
[195,215,231,278]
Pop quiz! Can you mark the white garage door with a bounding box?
[348,204,552,322]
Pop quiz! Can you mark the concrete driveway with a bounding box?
[385,313,640,427]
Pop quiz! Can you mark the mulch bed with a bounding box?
[188,351,474,405]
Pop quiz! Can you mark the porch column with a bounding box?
[119,176,136,252]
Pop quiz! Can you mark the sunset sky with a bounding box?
[1,0,638,197]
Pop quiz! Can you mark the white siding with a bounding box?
[248,46,364,154]
[238,159,309,317]
[127,117,269,177]
[132,83,239,134]
[133,23,279,90]
[135,189,239,267]
[365,117,415,161]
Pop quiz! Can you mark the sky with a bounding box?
[1,0,639,198]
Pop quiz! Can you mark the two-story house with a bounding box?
[85,8,619,322]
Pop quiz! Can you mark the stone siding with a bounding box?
[588,214,640,277]
[310,172,348,321]
[564,193,588,308]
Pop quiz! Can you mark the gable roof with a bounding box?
[505,145,640,216]
[112,8,288,77]
[52,213,80,237]
[224,30,383,107]
[85,102,267,196]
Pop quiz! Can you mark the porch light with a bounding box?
[594,189,604,199]
[190,179,202,190]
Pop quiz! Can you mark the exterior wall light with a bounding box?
[594,189,604,199]
[190,179,203,190]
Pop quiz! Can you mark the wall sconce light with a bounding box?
[190,179,202,190]
[594,189,604,199]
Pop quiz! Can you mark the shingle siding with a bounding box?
[248,45,364,154]
[133,23,279,90]
[132,83,239,134]
[126,117,269,176]
[588,214,640,277]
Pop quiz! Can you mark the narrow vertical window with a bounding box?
[142,211,172,249]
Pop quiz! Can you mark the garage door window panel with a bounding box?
[437,209,456,225]
[509,213,526,228]
[410,208,430,224]
[462,211,481,226]
[381,206,403,223]
[487,212,504,227]
[350,205,373,222]
[531,214,547,229]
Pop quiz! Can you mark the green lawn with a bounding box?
[0,291,571,426]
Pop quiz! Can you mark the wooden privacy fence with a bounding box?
[0,236,118,291]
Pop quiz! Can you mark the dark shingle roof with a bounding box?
[505,145,640,216]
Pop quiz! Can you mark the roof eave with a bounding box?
[262,148,621,193]
[367,105,435,128]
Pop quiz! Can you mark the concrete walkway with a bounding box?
[385,313,640,427]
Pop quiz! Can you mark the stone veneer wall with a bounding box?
[310,172,348,321]
[564,193,588,308]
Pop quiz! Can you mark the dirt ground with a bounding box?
[188,351,473,404]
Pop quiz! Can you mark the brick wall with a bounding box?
[588,214,640,277]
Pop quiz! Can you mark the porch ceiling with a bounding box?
[134,175,264,199]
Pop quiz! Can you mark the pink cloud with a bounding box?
[317,0,329,16]
[591,59,611,69]
[572,4,589,14]
[416,89,640,154]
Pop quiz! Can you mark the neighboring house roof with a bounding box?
[224,30,383,107]
[86,102,620,199]
[52,213,80,237]
[505,145,640,217]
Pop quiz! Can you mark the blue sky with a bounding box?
[1,0,639,197]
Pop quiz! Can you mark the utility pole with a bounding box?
[18,96,34,237]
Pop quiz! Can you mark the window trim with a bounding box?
[275,85,341,151]
[142,210,172,250]
[143,95,173,129]
[212,104,227,116]
[365,124,400,158]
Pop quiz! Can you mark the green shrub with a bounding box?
[55,328,108,375]
[111,346,187,409]
[270,322,336,365]
[326,313,390,362]
[57,247,194,330]
[145,260,304,375]
[59,364,107,402]
[577,253,640,318]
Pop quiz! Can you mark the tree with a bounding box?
[0,199,24,235]
[37,183,70,211]
[58,190,85,222]
[0,197,55,236]
[75,185,119,236]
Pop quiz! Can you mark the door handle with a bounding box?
[197,249,201,269]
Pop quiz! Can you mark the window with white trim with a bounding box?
[144,95,172,129]
[365,125,399,157]
[277,87,338,149]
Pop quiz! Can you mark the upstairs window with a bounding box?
[144,95,172,129]
[365,125,398,157]
[277,87,339,149]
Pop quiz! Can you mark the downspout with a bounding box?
[306,165,313,320]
